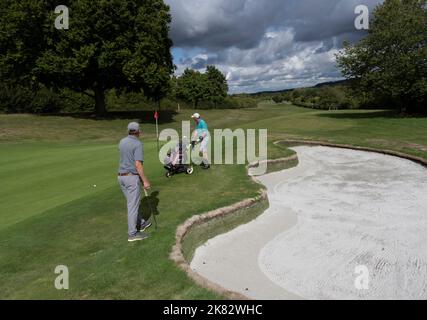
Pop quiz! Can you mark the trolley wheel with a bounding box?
[186,166,194,175]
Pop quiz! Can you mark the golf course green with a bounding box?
[1,103,426,299]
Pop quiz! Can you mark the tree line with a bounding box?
[0,0,425,115]
[0,0,234,114]
[270,84,358,111]
[172,66,228,108]
[336,0,426,114]
[269,0,426,114]
[0,0,173,115]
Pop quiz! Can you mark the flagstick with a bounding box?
[155,110,159,152]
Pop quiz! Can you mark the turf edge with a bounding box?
[170,153,299,300]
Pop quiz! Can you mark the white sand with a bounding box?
[191,146,427,300]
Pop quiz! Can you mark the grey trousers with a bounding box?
[118,175,145,236]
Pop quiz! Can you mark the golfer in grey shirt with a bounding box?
[118,122,152,242]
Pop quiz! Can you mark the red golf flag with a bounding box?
[154,111,158,120]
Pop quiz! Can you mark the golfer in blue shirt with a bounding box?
[191,113,210,169]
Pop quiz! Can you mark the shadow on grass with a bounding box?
[38,110,178,124]
[315,110,400,119]
[316,109,427,119]
[140,190,160,226]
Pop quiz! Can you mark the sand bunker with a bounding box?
[191,146,427,299]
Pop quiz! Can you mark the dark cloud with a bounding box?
[165,0,383,93]
[167,0,285,50]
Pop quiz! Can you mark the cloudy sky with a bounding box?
[165,0,383,93]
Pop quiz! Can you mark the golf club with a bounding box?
[144,188,158,229]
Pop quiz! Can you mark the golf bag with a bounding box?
[164,141,194,178]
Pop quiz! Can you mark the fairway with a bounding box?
[0,143,120,229]
[0,104,426,299]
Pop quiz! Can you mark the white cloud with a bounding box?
[167,0,384,93]
[175,29,342,93]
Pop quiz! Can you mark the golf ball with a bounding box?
[93,185,97,188]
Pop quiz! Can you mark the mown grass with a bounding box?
[0,140,259,299]
[0,103,426,299]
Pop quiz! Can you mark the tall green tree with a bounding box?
[0,0,174,115]
[176,66,229,108]
[0,1,53,86]
[176,68,207,108]
[205,65,228,108]
[337,0,427,113]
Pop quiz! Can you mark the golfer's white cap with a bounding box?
[127,122,140,132]
[191,113,201,119]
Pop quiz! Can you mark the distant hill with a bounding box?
[246,88,293,96]
[313,79,350,88]
[245,79,351,96]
